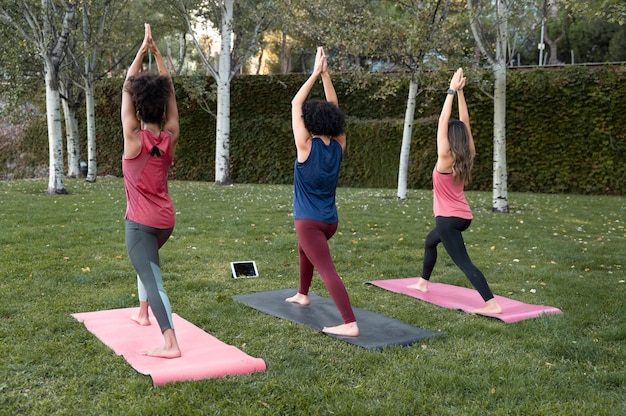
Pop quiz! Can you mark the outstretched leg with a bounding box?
[408,226,441,292]
[285,239,315,305]
[437,216,502,314]
[295,220,359,336]
[126,220,182,357]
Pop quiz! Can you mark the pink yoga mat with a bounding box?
[367,278,562,323]
[72,308,266,385]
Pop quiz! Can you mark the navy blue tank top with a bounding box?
[293,137,342,223]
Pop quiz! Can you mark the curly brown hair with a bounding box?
[124,72,171,124]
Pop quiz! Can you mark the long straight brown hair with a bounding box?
[448,119,473,185]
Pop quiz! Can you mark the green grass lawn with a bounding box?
[0,178,624,415]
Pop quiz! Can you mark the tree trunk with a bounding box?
[85,81,97,182]
[44,61,67,195]
[280,26,289,74]
[544,11,567,65]
[397,77,419,200]
[62,96,80,178]
[215,0,233,185]
[492,0,509,212]
[492,62,508,212]
[468,0,509,212]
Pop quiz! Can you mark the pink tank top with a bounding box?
[122,130,175,229]
[432,167,473,219]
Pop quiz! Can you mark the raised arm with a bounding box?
[292,47,325,162]
[321,71,338,107]
[150,37,179,156]
[456,83,474,157]
[436,68,466,167]
[121,23,152,158]
[320,62,346,151]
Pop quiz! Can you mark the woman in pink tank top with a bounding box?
[408,68,502,315]
[121,24,182,358]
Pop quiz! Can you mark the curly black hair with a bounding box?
[124,72,171,124]
[302,100,345,137]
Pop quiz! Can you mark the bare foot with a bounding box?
[130,314,151,326]
[322,322,359,337]
[140,329,181,358]
[140,345,181,359]
[407,277,429,293]
[285,292,310,306]
[473,298,502,314]
[131,301,151,325]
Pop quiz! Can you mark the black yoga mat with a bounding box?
[233,289,444,350]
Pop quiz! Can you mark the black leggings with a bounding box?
[420,216,494,302]
[125,220,174,333]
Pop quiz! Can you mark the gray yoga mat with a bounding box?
[233,288,444,350]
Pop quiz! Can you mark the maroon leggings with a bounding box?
[295,219,356,324]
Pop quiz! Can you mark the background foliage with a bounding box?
[4,65,626,194]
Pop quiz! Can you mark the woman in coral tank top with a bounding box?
[121,24,181,357]
[408,68,502,315]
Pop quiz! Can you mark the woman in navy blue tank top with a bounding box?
[285,47,359,337]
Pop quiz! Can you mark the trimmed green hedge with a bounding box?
[11,65,626,194]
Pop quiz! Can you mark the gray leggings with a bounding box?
[125,220,174,333]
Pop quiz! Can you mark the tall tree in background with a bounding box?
[467,0,510,213]
[179,0,276,185]
[382,1,452,200]
[78,1,112,182]
[84,0,183,181]
[59,70,82,178]
[0,1,75,194]
[540,0,568,65]
[562,0,626,25]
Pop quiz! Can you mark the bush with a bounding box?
[3,65,625,194]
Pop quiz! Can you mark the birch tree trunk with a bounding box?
[1,0,74,189]
[83,8,97,183]
[42,0,74,194]
[214,0,233,185]
[468,0,509,213]
[85,82,97,182]
[491,0,509,212]
[397,77,419,200]
[81,1,110,183]
[492,62,508,212]
[180,0,270,185]
[44,61,67,194]
[61,89,80,178]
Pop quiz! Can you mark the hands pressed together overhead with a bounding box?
[449,67,466,92]
[139,23,162,58]
[313,46,328,76]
